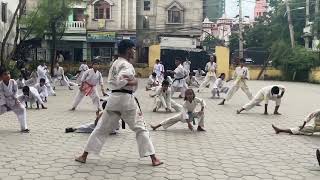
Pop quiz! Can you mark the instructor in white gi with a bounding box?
[75,40,163,166]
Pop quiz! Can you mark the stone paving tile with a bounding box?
[1,79,320,179]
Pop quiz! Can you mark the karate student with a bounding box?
[37,62,56,96]
[194,68,205,82]
[186,72,200,88]
[159,60,165,82]
[76,60,89,84]
[19,86,47,109]
[71,61,106,113]
[183,58,191,75]
[237,85,285,115]
[16,76,26,89]
[25,70,37,86]
[168,57,188,98]
[151,89,206,131]
[75,40,163,166]
[198,55,217,92]
[150,80,182,113]
[52,63,73,90]
[146,72,159,91]
[34,78,48,102]
[0,67,29,133]
[153,59,163,83]
[211,73,229,99]
[218,58,253,105]
[272,109,320,135]
[66,101,118,135]
[163,72,173,86]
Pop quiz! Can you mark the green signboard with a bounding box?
[87,32,116,42]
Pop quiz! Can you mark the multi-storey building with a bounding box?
[203,0,225,21]
[254,0,268,19]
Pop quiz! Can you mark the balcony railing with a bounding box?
[65,21,86,33]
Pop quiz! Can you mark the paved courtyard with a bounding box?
[1,79,320,180]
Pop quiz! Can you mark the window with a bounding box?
[143,16,149,29]
[168,6,182,24]
[144,0,151,11]
[94,0,111,19]
[1,2,7,23]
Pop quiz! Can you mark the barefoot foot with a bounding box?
[75,156,86,163]
[272,124,280,134]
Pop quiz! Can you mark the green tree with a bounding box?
[20,0,74,75]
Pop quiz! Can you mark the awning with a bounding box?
[160,46,204,52]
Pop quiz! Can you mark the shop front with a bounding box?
[87,31,116,63]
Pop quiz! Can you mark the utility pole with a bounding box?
[314,0,319,40]
[285,0,295,48]
[305,0,310,49]
[238,0,244,58]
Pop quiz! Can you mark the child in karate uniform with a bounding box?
[52,63,73,90]
[71,61,106,113]
[198,55,217,92]
[66,101,119,135]
[272,109,320,135]
[211,73,229,99]
[194,68,205,82]
[34,78,48,102]
[168,57,188,98]
[19,86,47,109]
[146,72,159,91]
[151,89,206,131]
[237,85,285,115]
[150,80,182,113]
[0,67,29,133]
[186,72,200,88]
[76,60,89,84]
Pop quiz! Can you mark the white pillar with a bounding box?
[125,0,129,29]
[118,0,122,29]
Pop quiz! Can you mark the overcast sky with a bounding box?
[225,0,255,19]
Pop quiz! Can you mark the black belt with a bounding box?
[111,89,141,112]
[111,89,133,94]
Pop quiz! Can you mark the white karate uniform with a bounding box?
[72,68,103,111]
[198,62,217,91]
[290,110,320,135]
[160,97,205,129]
[153,63,164,83]
[53,66,71,88]
[159,63,165,82]
[37,65,55,96]
[153,86,182,112]
[186,76,200,88]
[0,79,28,131]
[76,64,89,84]
[225,66,253,101]
[194,70,205,81]
[34,83,48,101]
[171,64,188,97]
[18,87,45,107]
[164,76,173,86]
[211,78,229,98]
[146,75,159,89]
[183,61,191,74]
[16,78,25,89]
[25,71,37,86]
[242,85,286,111]
[83,57,156,158]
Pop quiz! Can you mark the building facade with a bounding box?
[203,0,225,21]
[86,0,136,62]
[137,0,203,63]
[0,0,20,59]
[254,0,268,19]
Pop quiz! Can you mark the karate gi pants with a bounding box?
[53,77,70,88]
[72,89,100,110]
[211,87,229,97]
[160,112,204,129]
[1,103,28,130]
[242,93,281,111]
[154,98,182,112]
[198,75,216,91]
[225,80,253,101]
[84,109,155,157]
